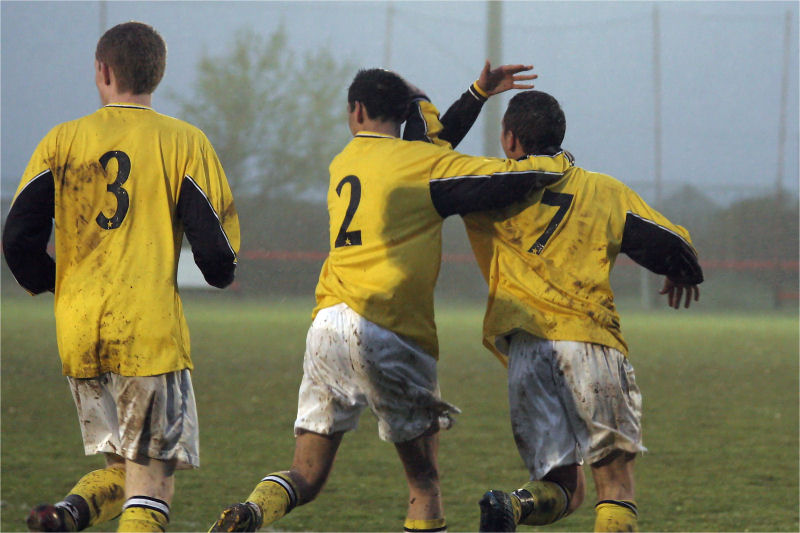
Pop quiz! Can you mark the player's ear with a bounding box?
[354,101,366,124]
[501,127,517,157]
[98,61,112,86]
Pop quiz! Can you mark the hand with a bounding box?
[659,278,700,309]
[477,60,537,97]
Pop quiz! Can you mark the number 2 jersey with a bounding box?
[3,104,240,378]
[313,101,574,359]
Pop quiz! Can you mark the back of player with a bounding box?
[465,162,697,361]
[459,91,702,532]
[28,107,238,377]
[317,131,568,359]
[3,21,239,532]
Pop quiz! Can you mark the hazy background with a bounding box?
[3,1,798,198]
[2,0,798,308]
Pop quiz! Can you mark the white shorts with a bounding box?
[295,303,460,443]
[68,369,199,469]
[506,331,645,480]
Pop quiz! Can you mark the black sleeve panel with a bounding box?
[620,212,704,284]
[403,85,486,147]
[403,98,434,143]
[177,176,237,289]
[438,85,486,149]
[430,170,562,218]
[2,171,56,294]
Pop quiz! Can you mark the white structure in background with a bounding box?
[177,248,210,289]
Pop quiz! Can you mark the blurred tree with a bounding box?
[704,192,799,261]
[169,27,352,199]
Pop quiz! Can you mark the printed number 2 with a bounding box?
[96,150,131,230]
[528,190,574,254]
[334,175,362,247]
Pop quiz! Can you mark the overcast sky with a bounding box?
[2,1,798,207]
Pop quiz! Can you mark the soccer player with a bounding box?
[2,22,240,532]
[414,88,703,531]
[208,65,570,533]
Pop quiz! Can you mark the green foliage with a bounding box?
[169,27,352,199]
[704,192,799,261]
[1,295,798,532]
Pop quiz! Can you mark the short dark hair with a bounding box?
[503,91,566,154]
[96,21,166,95]
[347,69,410,123]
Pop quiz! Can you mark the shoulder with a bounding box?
[153,111,209,140]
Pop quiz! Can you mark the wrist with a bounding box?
[469,81,489,101]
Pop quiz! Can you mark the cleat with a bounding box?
[479,490,516,532]
[209,502,262,532]
[26,504,74,532]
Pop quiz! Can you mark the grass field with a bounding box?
[1,293,798,532]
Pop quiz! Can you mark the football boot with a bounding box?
[26,504,75,532]
[209,502,262,532]
[478,490,516,532]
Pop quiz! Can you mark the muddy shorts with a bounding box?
[506,330,645,480]
[68,369,199,469]
[295,303,460,443]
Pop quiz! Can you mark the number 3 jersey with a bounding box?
[313,108,573,359]
[3,104,240,378]
[463,159,704,363]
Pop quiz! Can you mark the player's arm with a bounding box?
[404,62,536,148]
[177,139,240,289]
[619,191,704,308]
[428,150,570,218]
[2,169,56,295]
[620,212,703,283]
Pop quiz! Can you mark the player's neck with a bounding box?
[101,92,152,108]
[355,119,401,138]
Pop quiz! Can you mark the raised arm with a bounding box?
[404,62,536,148]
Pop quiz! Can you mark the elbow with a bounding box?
[196,255,237,289]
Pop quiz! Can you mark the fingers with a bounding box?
[494,64,533,75]
[684,285,700,308]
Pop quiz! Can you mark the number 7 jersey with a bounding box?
[464,160,703,364]
[4,104,240,378]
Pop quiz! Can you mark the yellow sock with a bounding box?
[513,480,570,526]
[67,465,126,527]
[403,517,447,532]
[246,472,299,527]
[117,497,170,532]
[594,500,638,532]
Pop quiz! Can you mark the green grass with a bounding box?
[1,293,798,532]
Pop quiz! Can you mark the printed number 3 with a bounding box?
[96,150,131,230]
[528,190,574,254]
[334,175,362,247]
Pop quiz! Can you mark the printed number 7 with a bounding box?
[528,190,574,254]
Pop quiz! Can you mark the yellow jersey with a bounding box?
[314,111,573,359]
[464,161,703,364]
[3,103,240,378]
